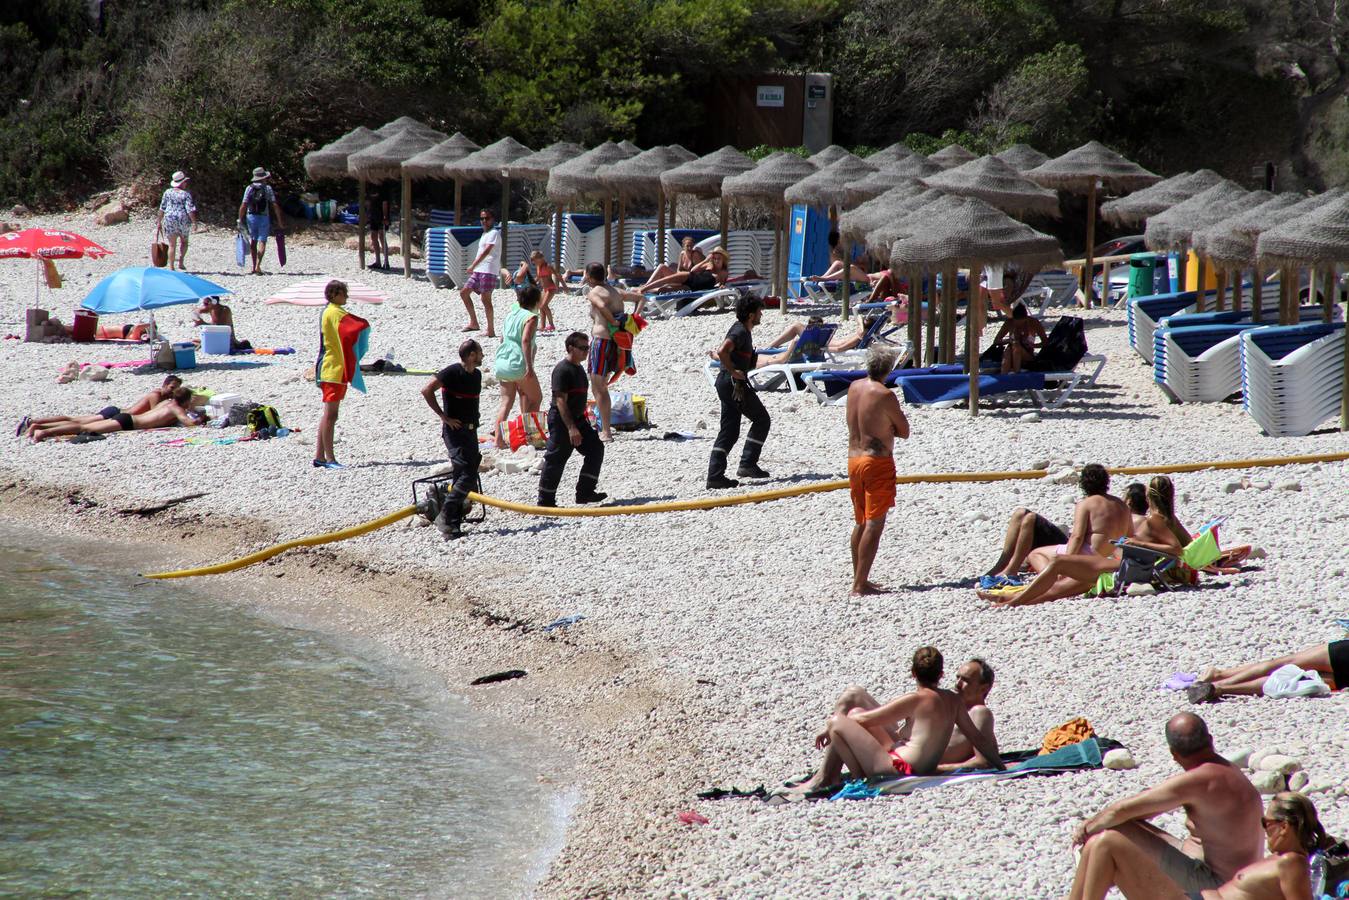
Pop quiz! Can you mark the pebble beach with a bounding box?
[2,212,1347,898]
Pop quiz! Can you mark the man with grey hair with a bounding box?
[1066,712,1264,896]
[845,346,909,595]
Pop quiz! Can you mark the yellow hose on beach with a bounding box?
[143,451,1349,580]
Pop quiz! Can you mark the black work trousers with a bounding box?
[537,407,604,505]
[440,425,481,527]
[708,371,770,479]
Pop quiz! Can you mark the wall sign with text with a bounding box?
[756,85,785,108]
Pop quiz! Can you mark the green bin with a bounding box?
[1128,253,1159,300]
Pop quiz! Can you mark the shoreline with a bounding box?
[4,213,1347,896]
[0,472,697,898]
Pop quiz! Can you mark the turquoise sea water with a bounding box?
[0,529,570,897]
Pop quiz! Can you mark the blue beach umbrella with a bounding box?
[80,267,231,314]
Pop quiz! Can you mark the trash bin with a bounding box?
[1128,253,1159,300]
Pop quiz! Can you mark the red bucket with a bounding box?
[72,309,98,342]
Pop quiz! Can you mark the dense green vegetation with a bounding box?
[2,0,1344,207]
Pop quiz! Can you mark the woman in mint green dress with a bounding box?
[491,286,542,441]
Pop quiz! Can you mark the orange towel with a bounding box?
[1040,717,1095,755]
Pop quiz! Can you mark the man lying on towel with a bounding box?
[30,387,205,442]
[20,375,183,438]
[790,647,1003,796]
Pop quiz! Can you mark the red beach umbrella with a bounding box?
[0,227,113,308]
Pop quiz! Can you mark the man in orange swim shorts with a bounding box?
[845,347,910,595]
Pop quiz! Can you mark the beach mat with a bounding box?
[874,737,1113,796]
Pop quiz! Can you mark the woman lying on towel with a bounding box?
[1185,640,1349,702]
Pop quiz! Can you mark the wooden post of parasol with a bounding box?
[1214,269,1226,312]
[906,267,921,367]
[358,178,367,270]
[1082,180,1097,307]
[924,271,936,366]
[616,197,627,270]
[1323,269,1335,323]
[1232,269,1243,313]
[1195,255,1207,312]
[401,172,412,278]
[453,179,462,230]
[718,197,729,256]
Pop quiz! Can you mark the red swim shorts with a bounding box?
[849,455,897,524]
[320,382,347,403]
[888,750,914,776]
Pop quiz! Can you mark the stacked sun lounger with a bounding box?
[425,226,480,283]
[1128,291,1207,363]
[428,209,456,227]
[694,231,776,275]
[1152,305,1323,404]
[1239,321,1345,437]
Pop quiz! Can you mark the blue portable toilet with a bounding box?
[787,203,832,297]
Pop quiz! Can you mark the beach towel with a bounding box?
[873,737,1115,796]
[234,229,246,268]
[275,228,287,267]
[316,304,370,394]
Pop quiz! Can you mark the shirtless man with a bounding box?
[846,346,910,595]
[981,463,1132,587]
[801,657,998,795]
[21,375,183,437]
[30,387,204,442]
[583,262,644,442]
[798,647,1004,790]
[1065,713,1264,898]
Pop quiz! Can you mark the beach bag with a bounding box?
[247,184,270,216]
[246,405,282,432]
[608,391,649,430]
[234,228,247,268]
[1261,664,1331,699]
[151,225,169,268]
[497,412,547,452]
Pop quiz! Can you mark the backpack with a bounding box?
[1026,316,1088,372]
[246,405,281,431]
[247,184,270,216]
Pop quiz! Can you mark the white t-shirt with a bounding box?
[982,265,1005,291]
[473,227,501,274]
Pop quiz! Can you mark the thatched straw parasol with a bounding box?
[862,188,955,365]
[598,145,697,266]
[928,143,977,169]
[1026,140,1160,302]
[617,140,641,155]
[844,168,924,207]
[304,126,380,180]
[546,142,637,265]
[399,133,481,271]
[722,152,818,302]
[866,142,918,165]
[501,141,584,265]
[503,141,584,181]
[1194,192,1311,322]
[811,145,853,166]
[784,156,877,209]
[659,146,756,254]
[443,137,535,273]
[837,183,943,363]
[374,116,439,138]
[1142,180,1246,252]
[348,129,445,272]
[785,155,880,316]
[1100,169,1226,227]
[864,188,949,263]
[994,144,1050,173]
[888,194,1064,412]
[1254,191,1349,427]
[921,155,1059,219]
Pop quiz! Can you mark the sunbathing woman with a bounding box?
[1067,790,1331,900]
[988,303,1046,373]
[1186,640,1348,702]
[676,236,704,272]
[639,247,730,293]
